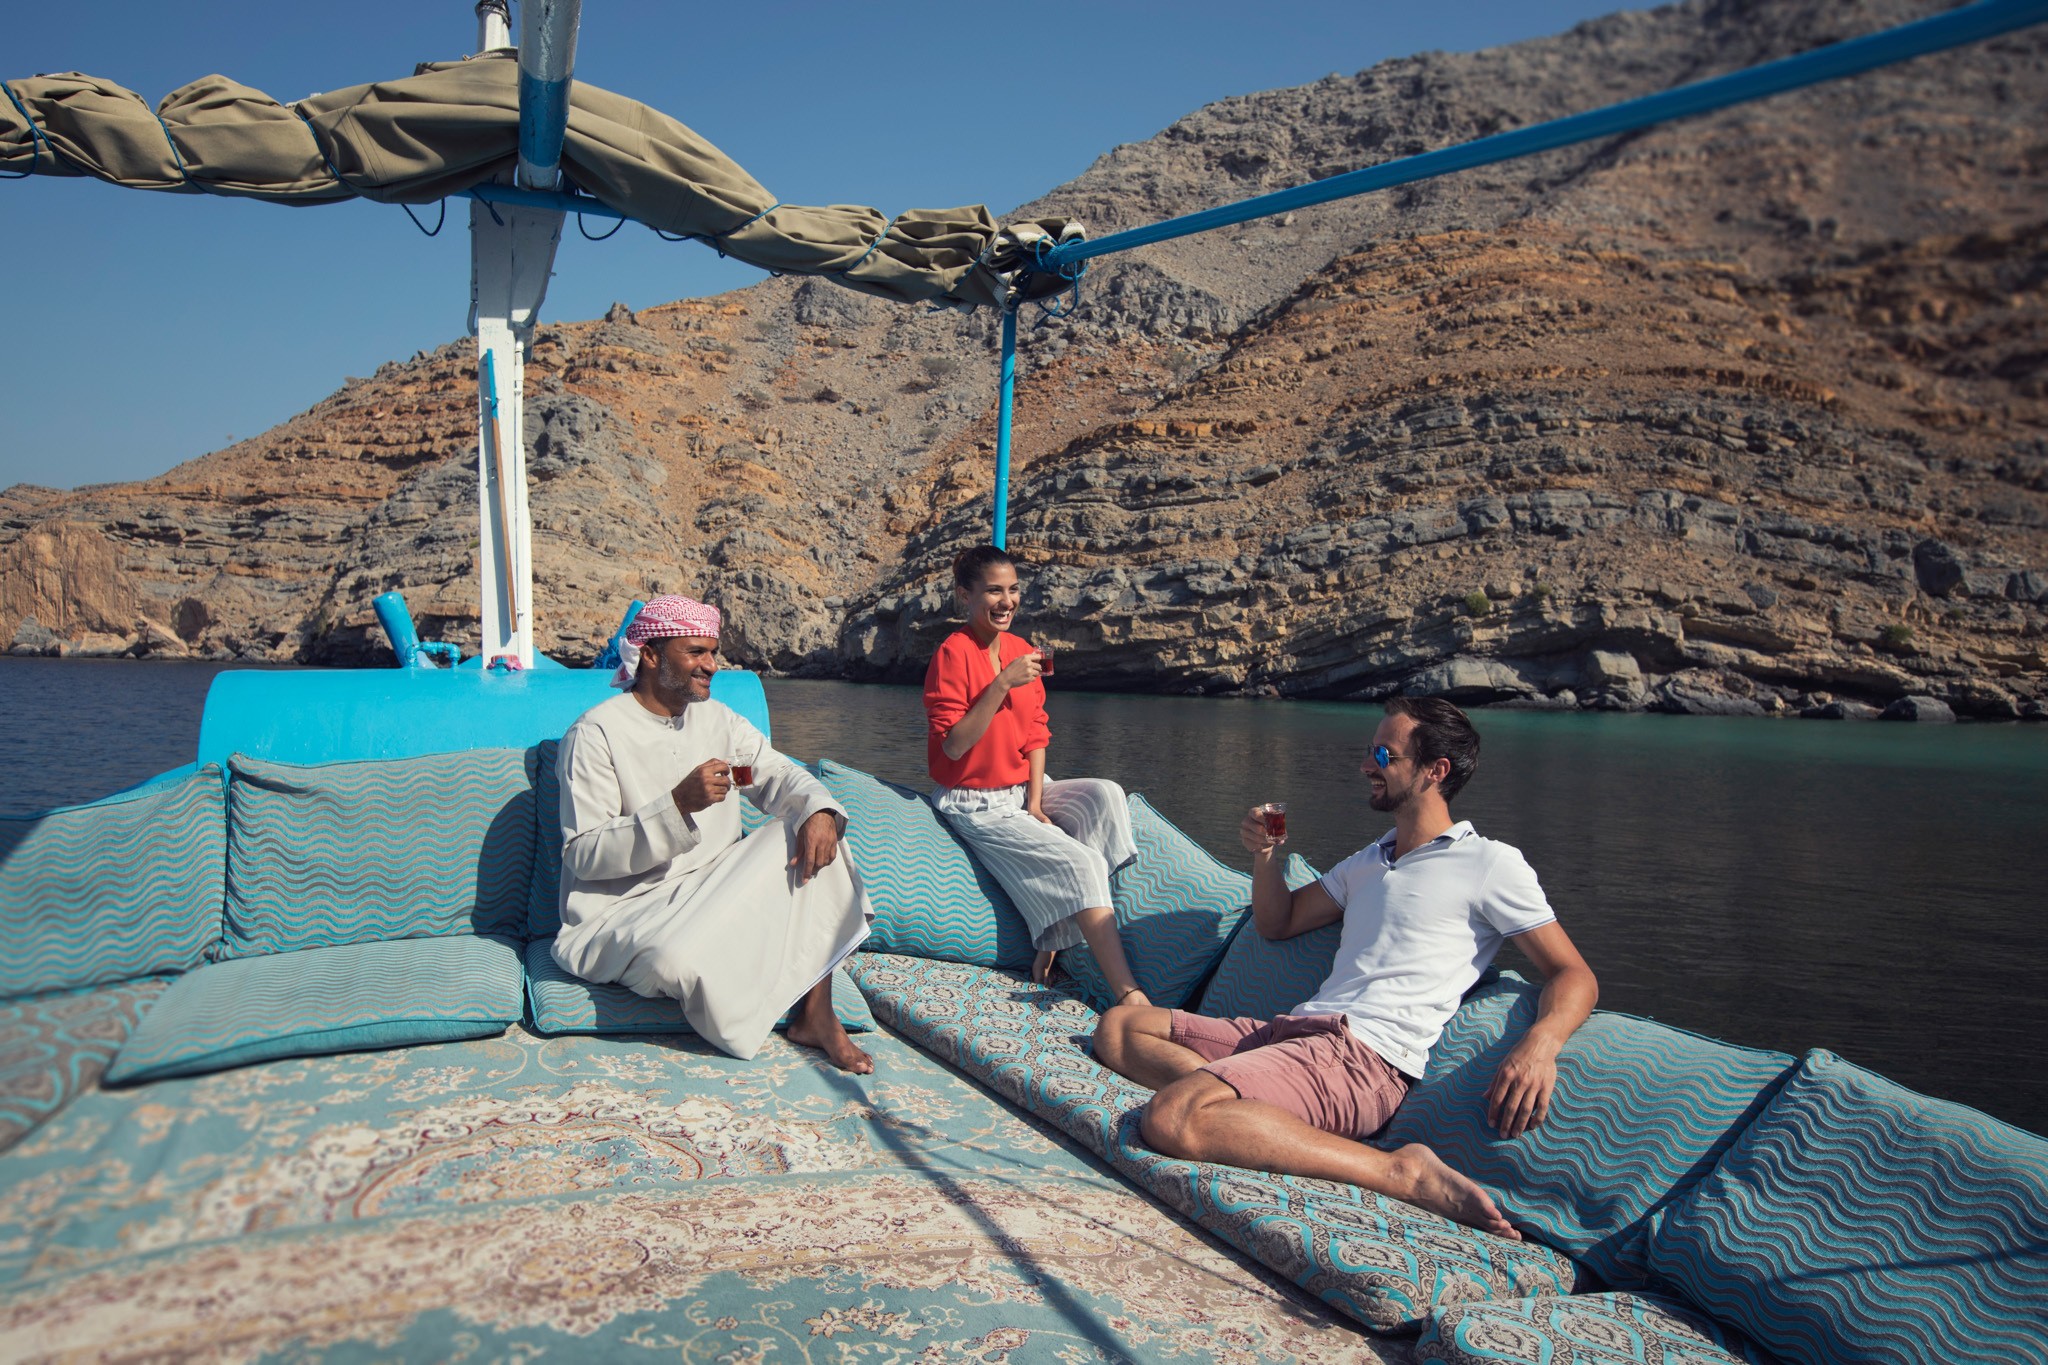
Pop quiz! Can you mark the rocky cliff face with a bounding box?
[5,0,2045,717]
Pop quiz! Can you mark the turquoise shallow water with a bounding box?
[3,657,2045,1135]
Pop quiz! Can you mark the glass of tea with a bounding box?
[1260,802,1288,843]
[730,758,755,787]
[1035,645,1054,676]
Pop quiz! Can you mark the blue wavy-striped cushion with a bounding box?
[106,934,525,1084]
[524,937,874,1036]
[223,750,534,957]
[1186,854,1329,1019]
[1059,800,1319,1011]
[0,979,168,1152]
[530,740,789,938]
[1375,979,1795,1286]
[815,760,1033,969]
[528,740,565,937]
[1644,1048,2048,1365]
[1416,1291,1768,1365]
[0,767,225,998]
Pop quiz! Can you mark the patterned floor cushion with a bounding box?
[524,938,875,1036]
[1185,853,1329,1020]
[845,952,1579,1334]
[0,1023,1374,1361]
[106,934,525,1084]
[1060,799,1322,1012]
[0,766,225,998]
[816,760,1034,969]
[1375,978,1797,1286]
[1643,1048,2048,1365]
[1416,1292,1772,1365]
[0,979,168,1153]
[223,750,534,956]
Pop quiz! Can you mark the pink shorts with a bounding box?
[1169,1010,1412,1141]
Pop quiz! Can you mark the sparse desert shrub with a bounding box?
[1463,591,1492,617]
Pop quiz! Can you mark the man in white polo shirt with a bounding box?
[1092,696,1598,1239]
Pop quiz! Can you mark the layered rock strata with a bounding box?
[3,0,2044,717]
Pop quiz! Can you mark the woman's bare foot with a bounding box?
[1384,1143,1519,1240]
[1032,949,1058,984]
[785,983,874,1074]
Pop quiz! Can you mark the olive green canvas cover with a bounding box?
[0,52,1075,309]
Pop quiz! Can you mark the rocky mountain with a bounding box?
[5,0,2045,719]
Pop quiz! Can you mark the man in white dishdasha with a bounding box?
[552,594,874,1073]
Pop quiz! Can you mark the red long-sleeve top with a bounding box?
[924,629,1051,789]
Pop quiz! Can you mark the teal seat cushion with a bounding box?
[224,750,534,957]
[1416,1291,1769,1365]
[0,767,225,997]
[524,937,874,1036]
[106,934,525,1085]
[0,979,169,1152]
[1058,800,1321,1011]
[528,739,565,937]
[1182,853,1329,1020]
[1643,1048,2048,1365]
[1374,978,1795,1286]
[814,759,1033,970]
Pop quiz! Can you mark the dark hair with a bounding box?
[952,544,1015,591]
[1384,696,1481,800]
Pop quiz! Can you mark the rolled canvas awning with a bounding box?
[0,51,1077,310]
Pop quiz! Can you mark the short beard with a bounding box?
[649,652,699,704]
[1368,786,1399,813]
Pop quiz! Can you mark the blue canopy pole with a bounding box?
[992,308,1018,549]
[1032,0,2048,272]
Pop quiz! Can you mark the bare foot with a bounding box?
[786,1006,874,1074]
[1113,985,1154,1010]
[1385,1143,1520,1240]
[1032,949,1058,985]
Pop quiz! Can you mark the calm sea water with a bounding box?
[5,657,2046,1135]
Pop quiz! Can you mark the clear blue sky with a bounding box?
[1,1,1628,489]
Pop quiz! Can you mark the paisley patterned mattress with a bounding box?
[0,1016,1396,1363]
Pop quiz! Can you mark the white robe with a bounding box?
[553,691,871,1059]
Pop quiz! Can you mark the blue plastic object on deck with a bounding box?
[196,667,771,766]
[372,591,423,666]
[993,309,1017,549]
[371,590,463,668]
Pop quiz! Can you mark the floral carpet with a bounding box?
[0,1019,1397,1362]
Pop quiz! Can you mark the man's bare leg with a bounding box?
[785,975,873,1074]
[1091,1003,1207,1089]
[1142,1071,1518,1239]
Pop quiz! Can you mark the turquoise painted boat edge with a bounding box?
[195,667,771,765]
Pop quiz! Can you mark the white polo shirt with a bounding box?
[1292,821,1555,1078]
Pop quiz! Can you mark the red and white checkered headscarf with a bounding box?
[612,595,721,688]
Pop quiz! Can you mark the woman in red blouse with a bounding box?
[924,546,1147,1006]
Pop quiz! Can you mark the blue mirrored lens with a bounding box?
[1372,745,1392,769]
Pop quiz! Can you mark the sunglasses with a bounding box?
[1368,745,1416,770]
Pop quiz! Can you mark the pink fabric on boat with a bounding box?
[611,596,721,687]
